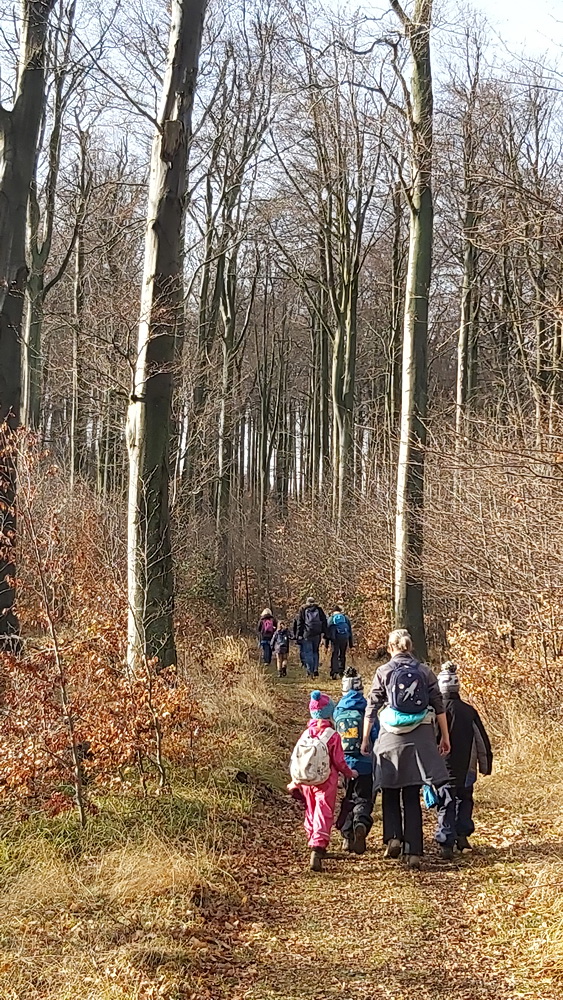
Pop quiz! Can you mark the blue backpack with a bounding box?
[388,660,429,714]
[332,612,349,636]
[335,708,363,755]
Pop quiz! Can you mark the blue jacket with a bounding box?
[333,689,379,775]
[327,613,354,647]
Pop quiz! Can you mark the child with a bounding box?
[434,662,493,858]
[257,608,277,664]
[334,668,379,854]
[288,691,358,872]
[326,605,354,679]
[271,621,291,677]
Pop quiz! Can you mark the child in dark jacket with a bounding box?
[271,621,291,677]
[333,668,379,855]
[326,605,354,679]
[434,662,493,857]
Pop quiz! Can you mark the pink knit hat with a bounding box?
[309,690,335,720]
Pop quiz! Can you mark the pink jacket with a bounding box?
[303,718,356,782]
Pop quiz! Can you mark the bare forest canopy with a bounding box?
[1,0,563,672]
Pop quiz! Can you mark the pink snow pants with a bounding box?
[301,771,339,849]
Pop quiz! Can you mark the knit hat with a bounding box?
[261,608,272,617]
[437,661,460,696]
[306,596,315,605]
[309,690,335,719]
[342,668,363,693]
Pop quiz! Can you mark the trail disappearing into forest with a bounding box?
[200,663,563,1000]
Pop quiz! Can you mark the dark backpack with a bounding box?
[332,612,349,636]
[304,606,322,636]
[261,616,275,638]
[388,659,429,714]
[335,708,364,755]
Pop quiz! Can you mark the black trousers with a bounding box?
[340,773,374,837]
[330,636,348,676]
[382,785,423,856]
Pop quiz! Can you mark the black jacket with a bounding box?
[296,603,328,640]
[443,695,493,786]
[271,628,291,653]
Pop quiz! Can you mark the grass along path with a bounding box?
[199,658,563,1000]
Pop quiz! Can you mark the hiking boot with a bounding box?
[341,837,352,853]
[353,823,368,855]
[440,845,454,861]
[309,849,323,873]
[384,838,402,859]
[456,835,473,853]
[407,854,422,871]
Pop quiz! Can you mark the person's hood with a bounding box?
[336,690,367,712]
[308,718,334,736]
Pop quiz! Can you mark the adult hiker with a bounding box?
[361,628,451,870]
[296,597,327,678]
[292,613,307,670]
[434,662,493,858]
[334,667,378,855]
[288,690,358,873]
[326,604,354,679]
[257,608,277,665]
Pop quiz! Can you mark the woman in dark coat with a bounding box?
[361,629,451,870]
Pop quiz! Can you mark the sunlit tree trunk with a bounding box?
[127,0,207,670]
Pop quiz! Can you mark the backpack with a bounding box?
[388,659,429,714]
[335,708,363,755]
[304,606,322,636]
[290,728,334,785]
[332,612,349,636]
[261,616,275,638]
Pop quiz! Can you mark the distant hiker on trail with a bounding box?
[326,605,354,679]
[288,690,358,873]
[334,668,378,855]
[434,662,493,859]
[362,629,451,870]
[257,609,277,665]
[292,613,307,670]
[271,621,291,678]
[296,597,327,678]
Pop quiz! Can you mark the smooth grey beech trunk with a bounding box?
[0,0,56,616]
[392,0,434,661]
[127,0,207,671]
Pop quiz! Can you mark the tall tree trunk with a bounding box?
[392,0,434,661]
[0,0,56,620]
[127,0,207,670]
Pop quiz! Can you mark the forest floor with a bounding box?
[1,650,563,1000]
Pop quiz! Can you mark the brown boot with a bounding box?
[309,849,323,872]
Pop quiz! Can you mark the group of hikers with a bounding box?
[257,597,353,679]
[260,616,493,873]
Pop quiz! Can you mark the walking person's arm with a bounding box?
[346,617,354,648]
[436,712,450,756]
[361,668,386,755]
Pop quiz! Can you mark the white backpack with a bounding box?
[290,728,335,786]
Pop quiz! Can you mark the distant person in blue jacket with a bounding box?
[326,605,354,679]
[334,668,378,854]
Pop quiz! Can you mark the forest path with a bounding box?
[203,657,563,1000]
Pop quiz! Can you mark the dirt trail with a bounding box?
[201,665,563,1000]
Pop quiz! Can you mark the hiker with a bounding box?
[288,690,358,872]
[257,608,277,665]
[292,614,307,670]
[334,668,379,855]
[361,629,451,870]
[326,604,354,679]
[296,597,327,678]
[271,621,291,678]
[434,662,493,858]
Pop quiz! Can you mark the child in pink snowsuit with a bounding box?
[289,691,357,872]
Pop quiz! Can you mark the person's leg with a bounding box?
[456,784,476,839]
[260,640,272,665]
[330,644,339,678]
[435,786,457,848]
[281,653,288,676]
[382,787,403,845]
[311,774,338,848]
[402,785,423,857]
[298,642,307,669]
[339,637,348,674]
[275,652,282,676]
[339,778,355,846]
[312,636,321,674]
[352,772,374,834]
[301,639,314,677]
